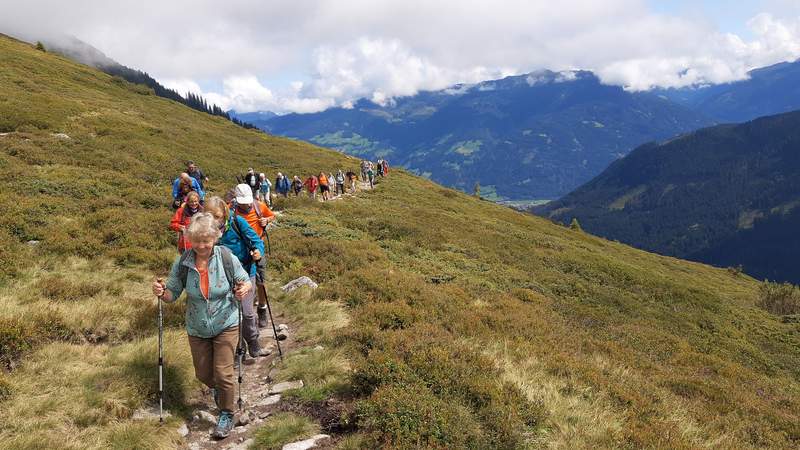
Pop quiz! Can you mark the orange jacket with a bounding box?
[170,204,203,251]
[232,200,275,237]
[318,174,329,186]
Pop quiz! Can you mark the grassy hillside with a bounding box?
[1,34,799,449]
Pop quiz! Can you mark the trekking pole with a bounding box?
[156,278,165,424]
[256,270,283,361]
[236,289,244,412]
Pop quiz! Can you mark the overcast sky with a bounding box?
[2,0,800,113]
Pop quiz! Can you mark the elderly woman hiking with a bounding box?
[151,213,251,439]
[204,196,271,360]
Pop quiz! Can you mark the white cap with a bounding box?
[234,184,253,204]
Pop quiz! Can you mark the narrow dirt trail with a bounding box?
[180,178,378,449]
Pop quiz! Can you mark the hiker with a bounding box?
[187,160,209,190]
[244,168,260,198]
[205,196,271,361]
[376,159,385,177]
[172,173,204,209]
[335,169,345,195]
[345,171,358,193]
[151,212,251,439]
[318,172,330,201]
[291,176,303,196]
[169,191,203,252]
[360,160,369,182]
[230,184,276,328]
[303,175,318,199]
[275,172,290,197]
[367,165,375,189]
[381,159,389,176]
[258,173,272,206]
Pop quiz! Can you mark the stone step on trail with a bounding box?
[269,380,304,394]
[282,434,331,450]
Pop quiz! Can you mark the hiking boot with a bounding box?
[211,410,235,439]
[249,343,272,358]
[257,306,268,328]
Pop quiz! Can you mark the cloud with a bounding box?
[2,1,800,112]
[596,13,800,90]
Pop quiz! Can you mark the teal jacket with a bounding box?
[164,246,249,338]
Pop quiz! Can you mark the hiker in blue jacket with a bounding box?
[172,173,205,208]
[275,172,290,197]
[204,196,270,360]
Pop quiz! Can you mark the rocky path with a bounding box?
[175,177,378,449]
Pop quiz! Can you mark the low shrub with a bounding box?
[0,373,11,402]
[0,318,33,370]
[37,275,104,301]
[357,383,485,448]
[251,412,320,450]
[757,281,800,316]
[0,311,76,369]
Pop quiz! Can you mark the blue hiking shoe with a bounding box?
[211,410,235,439]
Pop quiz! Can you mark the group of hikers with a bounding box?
[152,157,388,439]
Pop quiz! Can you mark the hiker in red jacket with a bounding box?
[303,175,318,199]
[169,191,203,252]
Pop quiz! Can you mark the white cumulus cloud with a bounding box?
[1,1,800,112]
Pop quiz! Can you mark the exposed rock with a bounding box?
[188,443,201,450]
[52,132,71,140]
[282,434,331,450]
[225,438,254,450]
[132,406,171,420]
[177,423,189,437]
[26,240,40,246]
[269,380,304,394]
[258,410,272,419]
[235,411,253,427]
[256,394,282,406]
[277,323,289,331]
[193,409,217,425]
[313,345,324,351]
[281,276,318,293]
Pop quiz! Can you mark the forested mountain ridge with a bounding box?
[260,70,712,202]
[537,109,800,282]
[41,35,256,129]
[656,59,800,123]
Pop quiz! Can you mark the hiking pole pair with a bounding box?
[156,278,166,424]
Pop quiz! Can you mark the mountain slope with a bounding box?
[657,59,800,123]
[1,34,799,449]
[538,110,800,282]
[41,35,256,129]
[263,71,712,201]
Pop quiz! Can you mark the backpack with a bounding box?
[176,246,237,296]
[231,199,265,220]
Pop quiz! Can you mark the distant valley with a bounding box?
[240,60,800,201]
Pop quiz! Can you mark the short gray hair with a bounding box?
[186,212,221,243]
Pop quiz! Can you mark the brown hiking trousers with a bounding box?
[187,326,239,411]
